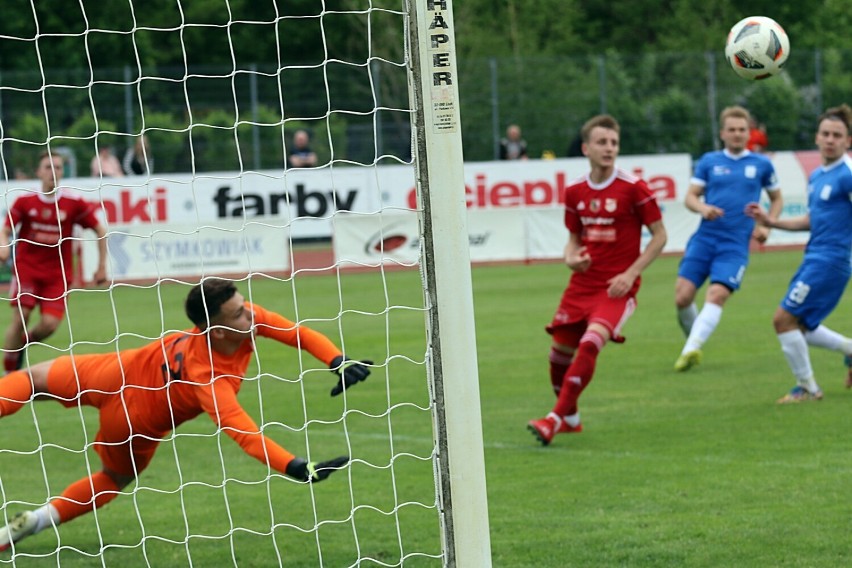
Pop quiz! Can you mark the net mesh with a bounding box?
[0,2,444,565]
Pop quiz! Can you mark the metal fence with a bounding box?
[1,48,849,177]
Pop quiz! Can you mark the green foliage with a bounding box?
[1,1,850,166]
[738,78,802,150]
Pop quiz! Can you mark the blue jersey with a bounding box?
[803,154,852,270]
[691,150,779,246]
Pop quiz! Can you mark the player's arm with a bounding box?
[607,220,667,298]
[92,223,108,285]
[203,382,347,483]
[751,189,783,243]
[685,182,723,220]
[0,224,12,264]
[745,203,810,231]
[253,304,372,396]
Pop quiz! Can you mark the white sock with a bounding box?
[563,412,581,428]
[682,303,723,354]
[778,330,820,393]
[804,325,852,354]
[677,303,698,336]
[33,503,60,534]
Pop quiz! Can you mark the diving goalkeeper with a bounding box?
[0,278,372,551]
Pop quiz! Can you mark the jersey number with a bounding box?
[787,281,811,305]
[161,335,189,383]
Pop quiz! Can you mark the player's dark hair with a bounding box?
[185,278,238,329]
[37,151,63,168]
[581,115,620,142]
[818,104,852,133]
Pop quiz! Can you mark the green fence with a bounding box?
[1,49,849,177]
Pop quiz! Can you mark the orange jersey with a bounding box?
[48,302,342,475]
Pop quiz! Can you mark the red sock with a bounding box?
[51,472,120,524]
[3,352,22,373]
[553,331,605,418]
[549,348,574,395]
[0,370,33,416]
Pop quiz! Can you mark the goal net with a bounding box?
[0,1,489,566]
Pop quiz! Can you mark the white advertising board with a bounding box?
[80,219,290,281]
[5,150,824,262]
[333,209,527,266]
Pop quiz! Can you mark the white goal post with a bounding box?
[407,0,492,565]
[0,0,490,566]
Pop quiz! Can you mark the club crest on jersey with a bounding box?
[605,198,617,212]
[589,199,600,212]
[41,209,51,219]
[744,165,757,179]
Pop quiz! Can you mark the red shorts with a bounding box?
[9,264,69,318]
[47,353,161,476]
[547,283,637,345]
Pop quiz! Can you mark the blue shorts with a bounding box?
[678,235,748,292]
[780,260,850,330]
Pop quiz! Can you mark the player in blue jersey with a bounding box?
[674,106,784,371]
[747,103,852,402]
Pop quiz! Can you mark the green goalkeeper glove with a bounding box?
[329,355,372,397]
[285,456,349,483]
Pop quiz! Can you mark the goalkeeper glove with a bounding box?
[285,456,349,483]
[329,355,372,397]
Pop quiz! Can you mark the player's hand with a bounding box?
[329,355,372,396]
[744,202,770,226]
[607,272,635,298]
[566,246,592,273]
[0,247,9,264]
[751,225,770,244]
[701,204,724,221]
[285,456,349,483]
[92,267,108,286]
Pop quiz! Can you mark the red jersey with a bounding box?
[5,189,100,280]
[563,169,662,290]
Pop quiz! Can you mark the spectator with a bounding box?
[499,124,528,160]
[747,117,769,153]
[287,130,318,168]
[123,135,154,176]
[90,145,125,178]
[566,131,583,157]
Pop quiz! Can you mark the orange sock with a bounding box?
[51,472,120,523]
[0,370,33,416]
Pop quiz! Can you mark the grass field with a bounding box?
[1,249,850,567]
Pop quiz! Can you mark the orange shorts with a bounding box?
[47,353,161,476]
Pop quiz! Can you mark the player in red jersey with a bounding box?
[528,115,667,446]
[0,278,371,550]
[0,152,108,372]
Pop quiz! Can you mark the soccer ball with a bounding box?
[725,16,790,80]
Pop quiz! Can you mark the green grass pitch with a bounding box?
[1,249,850,567]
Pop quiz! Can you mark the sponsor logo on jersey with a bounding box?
[586,227,617,242]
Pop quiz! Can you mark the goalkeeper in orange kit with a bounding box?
[0,278,372,551]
